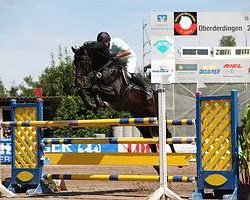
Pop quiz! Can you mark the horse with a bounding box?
[71,44,176,170]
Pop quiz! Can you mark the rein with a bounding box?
[95,60,113,73]
[89,60,113,80]
[91,59,124,80]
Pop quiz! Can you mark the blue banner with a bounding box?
[44,143,118,153]
[0,139,11,164]
[0,139,119,164]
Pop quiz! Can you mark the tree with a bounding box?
[238,104,250,199]
[19,75,39,96]
[15,48,74,97]
[219,35,236,47]
[8,86,19,97]
[39,47,75,96]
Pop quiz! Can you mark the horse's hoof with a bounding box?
[153,166,160,175]
[103,101,110,107]
[86,103,97,110]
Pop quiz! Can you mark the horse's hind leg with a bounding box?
[137,126,176,153]
[149,126,176,153]
[136,126,159,174]
[136,126,157,152]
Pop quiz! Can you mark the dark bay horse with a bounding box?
[71,43,175,157]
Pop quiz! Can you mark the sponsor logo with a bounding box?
[127,144,156,153]
[174,12,197,36]
[199,66,220,74]
[223,64,243,68]
[157,15,167,23]
[176,64,197,71]
[44,144,118,153]
[222,64,245,74]
[153,40,172,53]
[0,140,12,164]
[152,66,174,73]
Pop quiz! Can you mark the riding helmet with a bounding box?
[97,32,111,43]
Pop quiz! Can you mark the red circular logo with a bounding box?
[174,12,197,36]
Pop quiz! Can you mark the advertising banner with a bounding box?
[151,11,250,84]
[151,12,175,84]
[175,63,198,83]
[198,59,250,83]
[151,59,175,84]
[0,139,11,164]
[198,12,250,35]
[175,58,250,83]
[0,140,196,164]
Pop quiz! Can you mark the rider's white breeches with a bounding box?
[126,57,137,73]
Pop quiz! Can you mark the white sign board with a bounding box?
[151,11,250,84]
[151,13,175,84]
[175,59,250,83]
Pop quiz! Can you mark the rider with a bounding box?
[96,32,152,101]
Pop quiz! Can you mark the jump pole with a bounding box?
[148,85,182,200]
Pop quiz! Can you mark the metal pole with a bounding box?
[143,20,145,70]
[172,84,175,136]
[0,108,3,139]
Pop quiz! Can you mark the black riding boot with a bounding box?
[131,74,152,101]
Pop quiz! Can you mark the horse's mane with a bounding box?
[80,42,111,71]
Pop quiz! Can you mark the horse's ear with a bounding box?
[71,46,78,54]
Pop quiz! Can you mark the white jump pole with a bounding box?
[148,84,182,200]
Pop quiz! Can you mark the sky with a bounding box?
[0,0,250,89]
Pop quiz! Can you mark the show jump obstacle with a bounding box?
[0,90,239,199]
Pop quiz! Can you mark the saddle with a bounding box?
[121,67,130,85]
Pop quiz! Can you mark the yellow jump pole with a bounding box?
[1,118,195,128]
[44,174,196,183]
[42,137,196,145]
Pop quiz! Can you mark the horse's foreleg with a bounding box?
[77,88,97,110]
[94,94,104,107]
[92,85,105,108]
